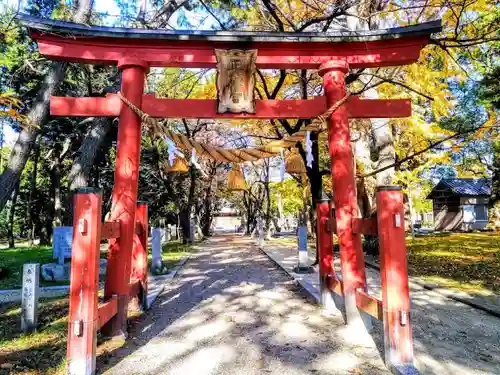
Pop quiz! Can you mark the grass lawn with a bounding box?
[0,297,69,374]
[407,232,500,295]
[0,240,194,290]
[270,232,500,296]
[0,241,194,374]
[0,246,68,290]
[149,241,192,270]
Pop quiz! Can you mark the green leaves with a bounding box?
[478,66,500,110]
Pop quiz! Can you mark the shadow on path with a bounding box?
[96,235,388,375]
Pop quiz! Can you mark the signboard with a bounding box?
[215,49,257,114]
[53,227,73,262]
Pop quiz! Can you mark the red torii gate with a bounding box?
[19,14,440,375]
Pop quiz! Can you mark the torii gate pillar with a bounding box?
[102,58,148,338]
[319,61,371,331]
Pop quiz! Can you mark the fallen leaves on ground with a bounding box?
[407,232,500,294]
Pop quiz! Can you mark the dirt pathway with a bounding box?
[98,236,389,375]
[263,241,500,375]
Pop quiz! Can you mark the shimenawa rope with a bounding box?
[117,91,350,163]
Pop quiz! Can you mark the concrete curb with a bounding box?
[146,254,193,309]
[364,260,500,319]
[260,242,500,320]
[0,285,71,304]
[0,255,193,307]
[0,282,106,304]
[257,244,320,304]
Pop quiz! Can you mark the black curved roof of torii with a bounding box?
[17,13,441,43]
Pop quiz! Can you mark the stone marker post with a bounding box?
[151,228,163,273]
[295,207,312,273]
[296,225,310,271]
[53,227,73,265]
[166,225,171,242]
[21,263,40,333]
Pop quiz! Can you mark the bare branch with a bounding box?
[359,72,435,101]
[271,70,287,99]
[360,123,500,179]
[199,0,229,30]
[298,9,345,32]
[261,0,285,31]
[256,70,272,98]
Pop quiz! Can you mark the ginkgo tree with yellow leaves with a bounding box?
[196,0,499,240]
[0,93,25,123]
[0,0,498,249]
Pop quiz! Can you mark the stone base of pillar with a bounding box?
[344,291,373,334]
[319,278,342,316]
[293,265,314,273]
[390,364,421,375]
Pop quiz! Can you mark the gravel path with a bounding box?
[98,236,389,375]
[263,241,500,375]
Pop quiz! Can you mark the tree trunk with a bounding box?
[370,116,395,186]
[244,192,252,235]
[355,1,396,187]
[179,209,190,244]
[0,0,95,214]
[264,160,272,239]
[201,170,214,236]
[68,118,112,192]
[487,140,500,230]
[272,210,282,232]
[52,153,63,227]
[65,117,113,224]
[7,182,20,248]
[39,156,58,246]
[27,142,40,246]
[180,169,197,243]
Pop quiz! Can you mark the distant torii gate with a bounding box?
[19,14,441,375]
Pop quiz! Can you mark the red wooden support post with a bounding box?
[67,188,102,375]
[319,60,371,330]
[103,58,147,338]
[131,202,149,311]
[316,194,340,314]
[376,186,417,374]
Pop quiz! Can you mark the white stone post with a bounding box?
[21,263,40,333]
[165,225,171,242]
[151,228,163,273]
[297,226,309,266]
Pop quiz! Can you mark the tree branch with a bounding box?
[360,123,500,179]
[298,9,345,31]
[256,70,271,98]
[271,70,287,99]
[359,72,434,101]
[261,0,285,31]
[199,0,228,30]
